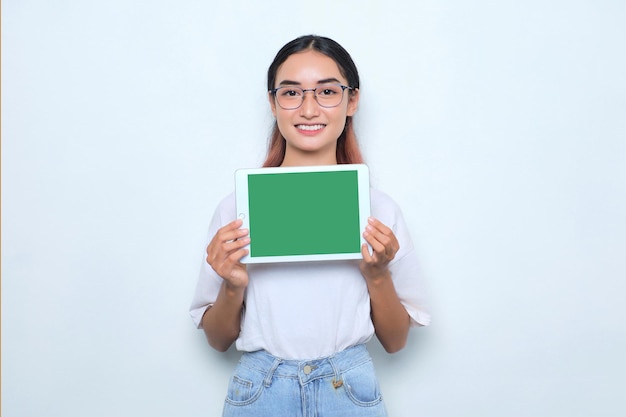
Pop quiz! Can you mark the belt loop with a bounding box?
[264,358,282,388]
[328,355,343,389]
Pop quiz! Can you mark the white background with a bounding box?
[2,1,625,416]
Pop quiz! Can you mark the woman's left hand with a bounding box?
[359,217,399,281]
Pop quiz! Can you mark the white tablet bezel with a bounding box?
[235,164,371,264]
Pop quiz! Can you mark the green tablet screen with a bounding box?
[247,170,361,258]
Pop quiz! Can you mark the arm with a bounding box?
[360,217,411,353]
[200,219,250,352]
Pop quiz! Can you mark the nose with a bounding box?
[299,90,320,118]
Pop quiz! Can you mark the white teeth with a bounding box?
[297,124,325,131]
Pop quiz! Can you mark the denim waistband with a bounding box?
[239,344,371,387]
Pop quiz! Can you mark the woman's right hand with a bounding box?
[206,219,250,289]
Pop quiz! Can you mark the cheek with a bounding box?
[329,108,349,126]
[275,111,290,126]
[274,113,295,138]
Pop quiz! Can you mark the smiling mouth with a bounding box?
[296,124,326,131]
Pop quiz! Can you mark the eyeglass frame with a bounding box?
[269,84,356,110]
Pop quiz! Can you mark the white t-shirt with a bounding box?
[190,188,430,360]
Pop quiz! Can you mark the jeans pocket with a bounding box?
[225,364,265,405]
[342,360,383,407]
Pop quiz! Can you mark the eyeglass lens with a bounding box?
[274,84,347,109]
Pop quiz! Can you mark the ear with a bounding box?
[269,91,278,117]
[346,88,360,117]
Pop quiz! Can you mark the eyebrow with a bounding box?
[277,78,343,86]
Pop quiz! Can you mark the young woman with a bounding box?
[190,35,430,417]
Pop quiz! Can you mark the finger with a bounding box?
[223,218,244,230]
[226,246,250,264]
[222,236,251,254]
[220,227,249,244]
[367,217,392,234]
[367,218,396,244]
[209,231,249,259]
[364,224,392,253]
[363,230,387,256]
[210,246,249,278]
[365,218,398,255]
[216,220,248,241]
[363,233,398,266]
[206,223,249,263]
[207,234,250,263]
[361,242,373,262]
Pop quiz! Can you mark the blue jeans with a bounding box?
[222,344,388,417]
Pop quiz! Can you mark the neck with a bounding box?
[280,145,338,167]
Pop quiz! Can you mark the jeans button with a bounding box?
[303,365,312,375]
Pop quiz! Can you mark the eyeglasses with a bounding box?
[269,84,355,110]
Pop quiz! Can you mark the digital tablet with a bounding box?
[235,164,371,264]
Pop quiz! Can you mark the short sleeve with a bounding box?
[189,193,237,329]
[370,189,431,327]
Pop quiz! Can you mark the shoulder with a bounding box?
[216,191,236,212]
[207,192,237,232]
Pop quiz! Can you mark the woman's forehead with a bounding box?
[275,50,346,85]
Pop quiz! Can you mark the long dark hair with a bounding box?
[263,35,363,167]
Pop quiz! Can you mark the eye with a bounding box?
[318,86,340,97]
[279,88,302,97]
